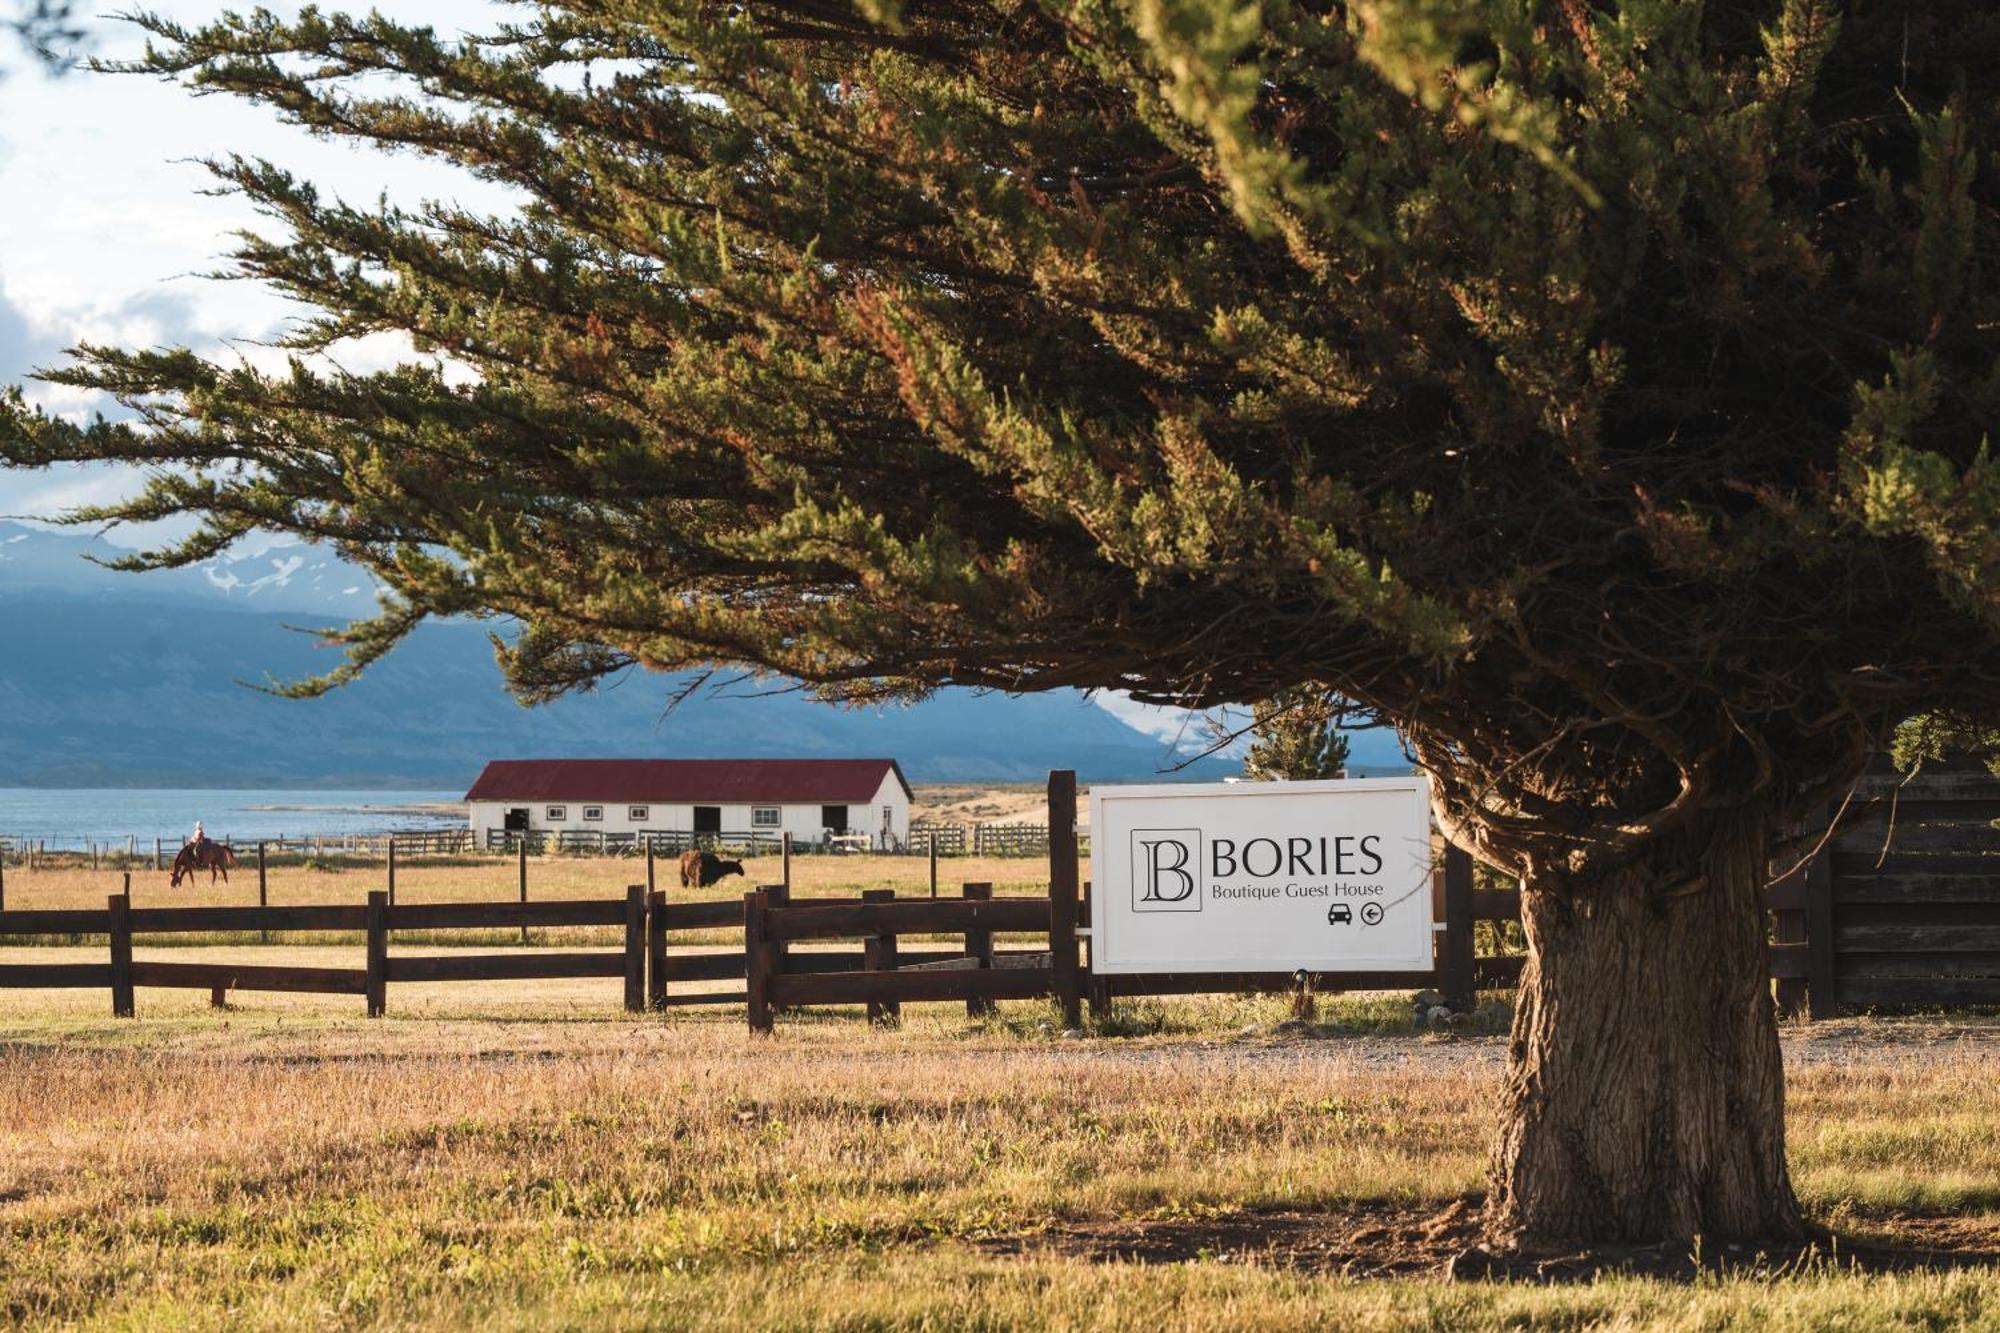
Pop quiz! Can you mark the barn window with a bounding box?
[582,805,604,822]
[752,806,781,828]
[546,805,567,822]
[628,806,649,822]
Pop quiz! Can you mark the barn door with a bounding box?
[821,805,848,834]
[693,806,722,834]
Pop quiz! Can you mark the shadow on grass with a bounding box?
[975,1197,2000,1283]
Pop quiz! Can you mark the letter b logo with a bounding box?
[1131,829,1202,913]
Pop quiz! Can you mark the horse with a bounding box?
[170,840,237,887]
[679,850,745,889]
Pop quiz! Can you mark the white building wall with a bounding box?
[468,777,911,849]
[867,772,912,849]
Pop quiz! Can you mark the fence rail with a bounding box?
[4,819,1094,866]
[484,829,795,856]
[5,758,1991,1025]
[0,890,654,1017]
[1,831,474,864]
[1770,757,2000,1017]
[907,822,966,856]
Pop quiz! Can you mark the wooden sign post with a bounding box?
[1047,769,1082,1028]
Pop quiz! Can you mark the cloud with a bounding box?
[0,274,55,385]
[0,275,209,541]
[3,1,514,545]
[1092,691,1233,755]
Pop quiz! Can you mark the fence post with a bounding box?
[744,889,774,1033]
[386,837,397,907]
[1439,845,1476,1013]
[964,882,994,1017]
[519,838,530,945]
[1081,879,1112,1020]
[108,892,135,1018]
[366,889,388,1017]
[623,884,646,1013]
[1047,770,1082,1028]
[645,841,655,896]
[0,851,6,912]
[862,888,899,1024]
[929,841,938,898]
[1772,822,1810,1020]
[154,837,162,872]
[257,842,270,944]
[1805,803,1837,1019]
[767,879,792,1002]
[781,832,793,892]
[648,889,668,1010]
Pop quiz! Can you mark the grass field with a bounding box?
[2,849,1052,911]
[1,985,1997,1326]
[2,853,1997,1328]
[0,851,1053,952]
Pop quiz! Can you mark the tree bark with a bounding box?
[1486,808,1807,1247]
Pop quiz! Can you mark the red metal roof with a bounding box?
[463,758,910,805]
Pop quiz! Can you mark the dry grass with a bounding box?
[0,981,1995,1328]
[3,858,1996,1327]
[912,782,1059,826]
[2,851,1049,912]
[0,852,1055,952]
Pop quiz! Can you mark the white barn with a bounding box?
[463,758,913,850]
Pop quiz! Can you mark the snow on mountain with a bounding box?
[0,521,1253,785]
[0,520,380,615]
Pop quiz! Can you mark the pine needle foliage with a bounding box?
[4,0,1998,882]
[1239,688,1353,781]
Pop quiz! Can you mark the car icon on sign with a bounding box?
[1327,904,1352,926]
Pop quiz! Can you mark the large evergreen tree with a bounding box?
[6,0,1999,1247]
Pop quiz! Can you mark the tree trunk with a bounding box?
[1486,808,1807,1247]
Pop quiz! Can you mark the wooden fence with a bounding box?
[485,829,795,856]
[9,820,1099,866]
[974,822,1048,857]
[740,828,1511,1032]
[907,821,967,856]
[1770,756,2000,1017]
[0,890,666,1017]
[745,884,1057,1029]
[6,756,1991,1025]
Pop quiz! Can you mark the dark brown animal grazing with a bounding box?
[170,840,237,888]
[679,850,745,889]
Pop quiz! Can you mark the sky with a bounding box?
[0,0,505,526]
[0,6,1345,756]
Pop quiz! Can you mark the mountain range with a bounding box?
[0,521,1411,788]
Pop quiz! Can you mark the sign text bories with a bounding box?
[1089,777,1434,974]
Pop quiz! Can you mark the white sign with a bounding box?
[1088,777,1435,974]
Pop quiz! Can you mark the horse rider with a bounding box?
[190,820,208,856]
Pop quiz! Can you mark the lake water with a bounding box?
[0,788,463,851]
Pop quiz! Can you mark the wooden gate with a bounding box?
[1772,757,2000,1017]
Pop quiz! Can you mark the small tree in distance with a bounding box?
[5,2,1999,1249]
[1237,689,1352,782]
